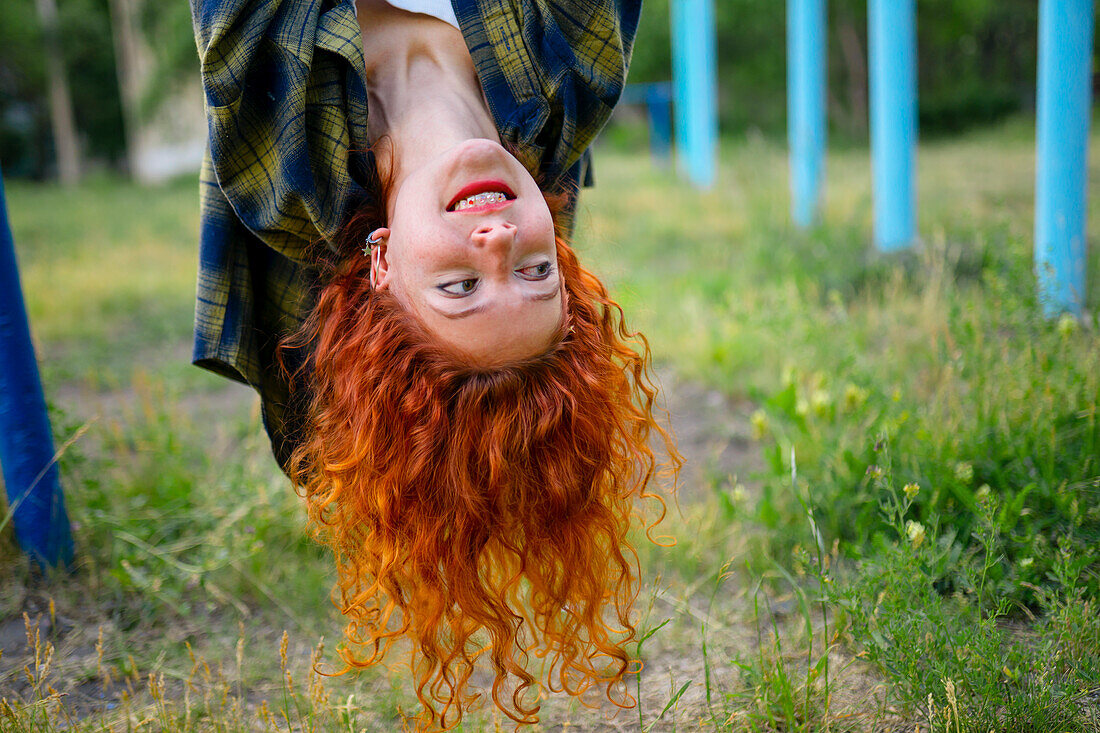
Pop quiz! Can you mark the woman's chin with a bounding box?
[442,136,522,173]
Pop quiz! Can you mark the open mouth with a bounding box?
[447,180,516,212]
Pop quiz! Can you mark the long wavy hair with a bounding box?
[283,179,678,730]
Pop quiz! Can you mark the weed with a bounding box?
[834,455,1100,731]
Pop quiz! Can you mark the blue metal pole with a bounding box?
[671,0,689,174]
[787,0,827,228]
[671,0,718,189]
[1035,0,1095,317]
[0,172,74,570]
[646,82,674,163]
[868,0,917,251]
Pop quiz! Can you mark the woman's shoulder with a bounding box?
[195,0,370,259]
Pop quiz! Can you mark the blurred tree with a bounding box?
[109,0,143,176]
[110,0,197,176]
[0,0,50,178]
[139,0,198,109]
[626,0,1088,139]
[0,0,124,178]
[916,0,1039,133]
[34,0,81,184]
[0,0,196,180]
[62,0,127,164]
[829,0,868,140]
[2,0,1094,179]
[108,0,204,182]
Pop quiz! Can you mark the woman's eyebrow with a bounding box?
[433,288,559,320]
[438,302,488,320]
[528,288,560,302]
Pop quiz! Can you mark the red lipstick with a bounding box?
[446,179,516,212]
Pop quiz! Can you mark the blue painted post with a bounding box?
[787,0,827,228]
[0,172,74,570]
[646,83,674,163]
[868,0,917,250]
[1035,0,1095,316]
[671,0,718,188]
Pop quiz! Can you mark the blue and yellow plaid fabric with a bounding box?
[191,0,639,463]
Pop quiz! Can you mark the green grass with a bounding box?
[580,117,1100,607]
[2,117,1099,730]
[7,174,201,386]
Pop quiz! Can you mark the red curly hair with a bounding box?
[283,191,678,729]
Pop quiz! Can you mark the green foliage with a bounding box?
[914,0,1039,134]
[3,1,1085,178]
[579,124,1100,725]
[52,376,326,632]
[59,0,126,162]
[726,592,840,732]
[0,0,49,177]
[627,0,671,86]
[138,0,199,117]
[582,123,1100,610]
[630,0,790,134]
[0,0,191,177]
[748,236,1100,607]
[0,0,125,174]
[833,471,1100,731]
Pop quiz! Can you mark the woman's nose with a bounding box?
[471,221,517,252]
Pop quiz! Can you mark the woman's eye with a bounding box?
[517,262,553,280]
[439,278,479,295]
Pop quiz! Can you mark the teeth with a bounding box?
[454,191,507,211]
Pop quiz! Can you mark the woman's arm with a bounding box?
[454,0,641,184]
[190,0,374,464]
[192,0,370,261]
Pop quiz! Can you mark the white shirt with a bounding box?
[355,0,459,29]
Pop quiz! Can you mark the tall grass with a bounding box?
[582,119,1100,606]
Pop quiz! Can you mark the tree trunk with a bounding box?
[34,0,81,185]
[108,0,145,179]
[837,14,868,138]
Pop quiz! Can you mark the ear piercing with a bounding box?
[363,232,383,256]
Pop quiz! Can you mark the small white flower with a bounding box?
[906,520,926,548]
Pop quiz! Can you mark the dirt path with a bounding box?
[658,370,762,503]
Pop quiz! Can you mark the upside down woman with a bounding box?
[191,0,678,727]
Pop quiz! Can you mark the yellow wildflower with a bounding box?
[750,409,769,440]
[1057,312,1079,338]
[843,383,868,411]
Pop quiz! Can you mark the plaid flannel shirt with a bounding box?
[191,0,639,465]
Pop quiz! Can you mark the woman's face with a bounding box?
[372,138,563,366]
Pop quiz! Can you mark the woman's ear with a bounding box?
[368,228,392,290]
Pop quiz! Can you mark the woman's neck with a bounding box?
[355,0,499,190]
